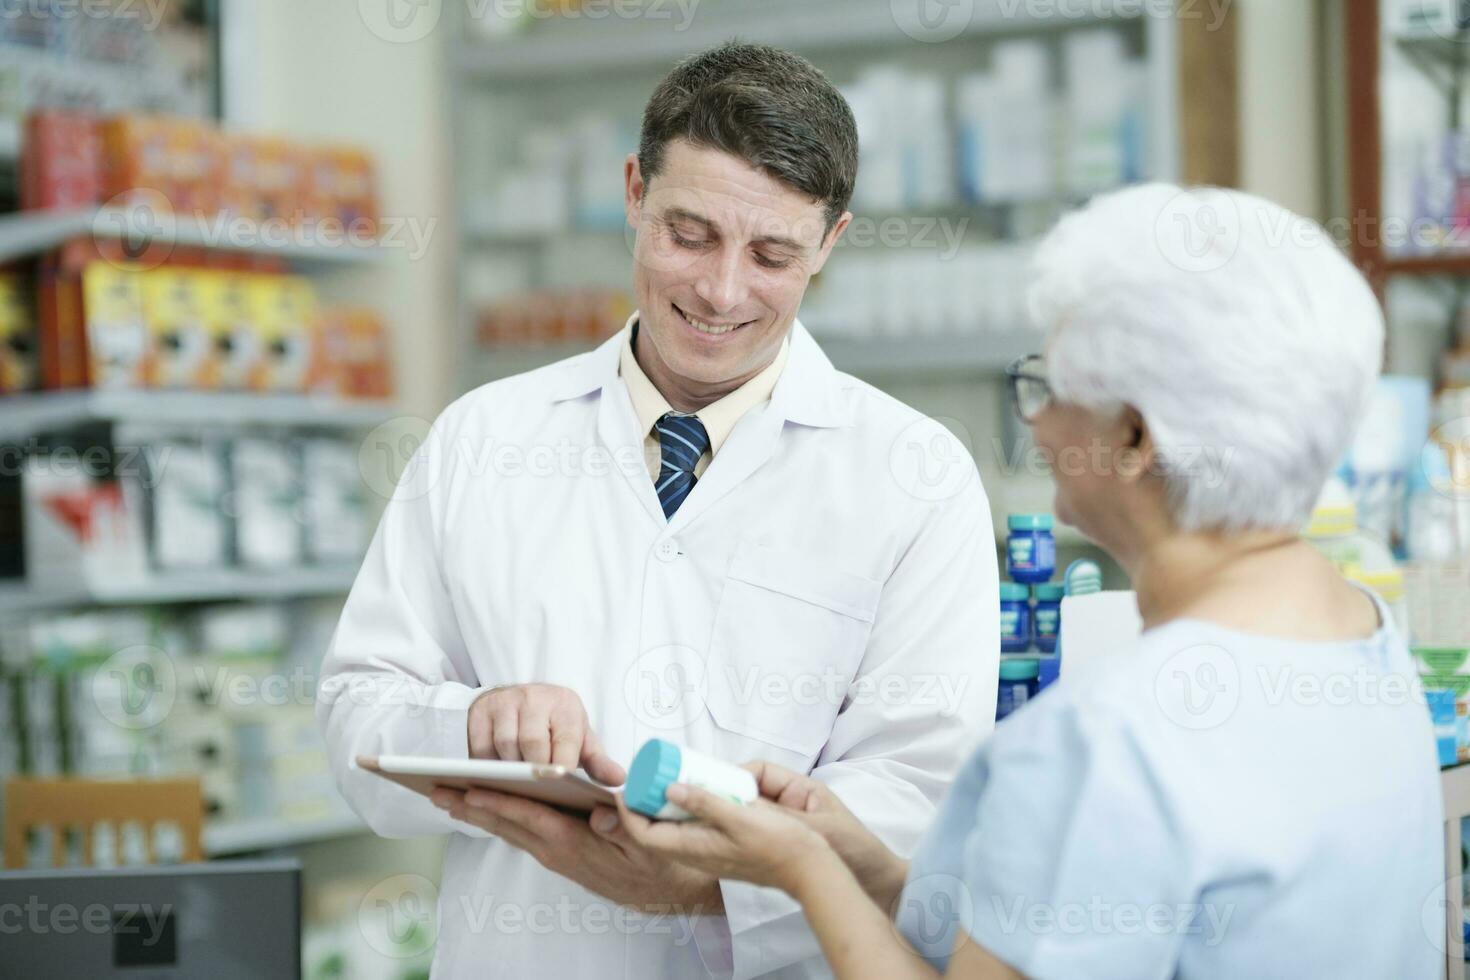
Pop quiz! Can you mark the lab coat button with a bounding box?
[656,540,678,562]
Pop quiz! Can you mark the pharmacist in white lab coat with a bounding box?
[317,42,999,979]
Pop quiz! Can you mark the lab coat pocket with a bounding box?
[705,542,882,756]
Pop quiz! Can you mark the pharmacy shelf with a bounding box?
[1440,761,1470,971]
[457,0,1139,80]
[204,811,367,856]
[463,221,627,247]
[468,332,1042,385]
[0,207,387,267]
[1382,253,1470,279]
[1393,30,1470,94]
[0,565,362,614]
[818,332,1042,377]
[0,389,396,441]
[461,202,1060,250]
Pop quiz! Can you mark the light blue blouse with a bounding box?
[897,605,1443,979]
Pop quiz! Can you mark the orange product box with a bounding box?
[20,110,103,211]
[314,306,393,400]
[216,132,261,224]
[249,275,318,392]
[303,146,379,237]
[140,267,215,389]
[100,115,219,215]
[0,271,39,393]
[37,241,150,390]
[251,137,307,226]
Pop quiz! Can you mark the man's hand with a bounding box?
[431,786,724,916]
[467,684,626,785]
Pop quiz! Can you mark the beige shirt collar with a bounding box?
[618,316,790,457]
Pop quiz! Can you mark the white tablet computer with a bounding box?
[356,754,620,812]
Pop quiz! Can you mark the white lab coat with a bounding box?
[317,319,1000,978]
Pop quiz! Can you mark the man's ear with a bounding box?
[810,210,852,275]
[624,153,646,228]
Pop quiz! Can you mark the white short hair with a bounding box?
[1028,183,1384,533]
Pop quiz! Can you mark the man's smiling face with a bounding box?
[624,139,850,402]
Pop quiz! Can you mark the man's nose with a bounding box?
[693,246,748,317]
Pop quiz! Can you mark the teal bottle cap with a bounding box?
[999,583,1031,601]
[999,658,1040,681]
[1034,584,1065,601]
[625,738,682,817]
[1008,513,1054,531]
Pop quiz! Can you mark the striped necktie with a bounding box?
[654,412,710,519]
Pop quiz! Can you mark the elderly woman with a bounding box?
[609,184,1445,978]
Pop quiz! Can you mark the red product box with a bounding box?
[20,111,103,211]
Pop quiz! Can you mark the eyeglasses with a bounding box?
[1005,355,1052,423]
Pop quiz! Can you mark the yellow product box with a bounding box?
[78,262,149,388]
[200,272,262,389]
[249,275,317,392]
[141,268,214,389]
[0,272,38,392]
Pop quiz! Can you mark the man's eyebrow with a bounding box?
[661,206,809,252]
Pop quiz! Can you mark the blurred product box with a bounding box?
[313,306,393,399]
[0,271,39,393]
[140,439,229,570]
[249,136,307,225]
[101,114,219,215]
[18,108,381,235]
[196,602,290,659]
[140,267,214,388]
[304,146,379,236]
[476,287,633,347]
[231,438,304,568]
[216,133,262,224]
[26,255,387,398]
[1389,0,1469,35]
[249,275,317,391]
[21,457,149,591]
[1443,346,1470,390]
[37,242,151,389]
[20,110,103,211]
[302,439,369,563]
[0,663,17,787]
[22,668,64,777]
[200,271,263,389]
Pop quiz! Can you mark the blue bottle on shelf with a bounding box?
[1033,583,1064,653]
[997,657,1040,722]
[999,582,1032,654]
[1006,514,1056,584]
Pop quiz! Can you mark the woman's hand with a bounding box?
[617,784,832,894]
[743,762,910,910]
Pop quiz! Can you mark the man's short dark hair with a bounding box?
[637,41,859,235]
